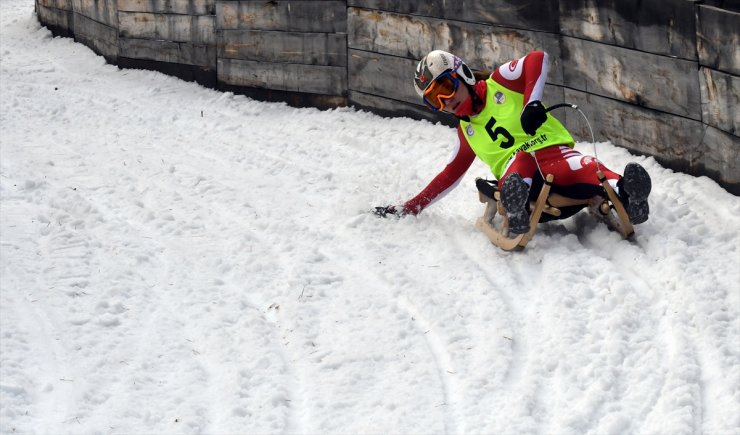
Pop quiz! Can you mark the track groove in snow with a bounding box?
[396,295,462,434]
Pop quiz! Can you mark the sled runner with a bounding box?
[475,171,634,251]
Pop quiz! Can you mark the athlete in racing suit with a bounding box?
[375,50,651,234]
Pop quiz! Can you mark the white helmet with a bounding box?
[413,50,477,98]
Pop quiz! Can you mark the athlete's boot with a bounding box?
[500,172,531,234]
[618,163,651,224]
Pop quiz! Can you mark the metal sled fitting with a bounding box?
[475,171,634,251]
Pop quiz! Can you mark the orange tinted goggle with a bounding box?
[423,71,459,111]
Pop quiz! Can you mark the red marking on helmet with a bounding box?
[508,59,519,72]
[419,74,427,83]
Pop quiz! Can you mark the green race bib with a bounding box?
[460,78,574,179]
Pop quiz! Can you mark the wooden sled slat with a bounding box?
[597,170,634,238]
[476,174,554,251]
[546,194,591,208]
[517,174,554,248]
[476,172,636,251]
[475,218,525,250]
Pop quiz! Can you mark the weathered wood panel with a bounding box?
[118,12,215,44]
[73,12,117,60]
[117,0,216,15]
[38,0,72,9]
[119,37,216,67]
[699,126,740,192]
[562,37,702,120]
[219,30,346,66]
[700,68,740,136]
[37,4,75,33]
[217,1,346,32]
[347,0,560,33]
[73,0,117,27]
[217,58,346,95]
[348,50,418,105]
[697,6,740,76]
[348,8,564,85]
[562,89,708,174]
[559,0,696,59]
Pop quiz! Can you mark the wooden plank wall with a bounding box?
[33,0,740,193]
[556,0,738,192]
[36,0,75,38]
[216,0,348,104]
[347,0,739,193]
[117,0,216,64]
[72,0,118,62]
[117,0,217,85]
[346,0,563,123]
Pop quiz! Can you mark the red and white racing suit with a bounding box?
[401,51,621,215]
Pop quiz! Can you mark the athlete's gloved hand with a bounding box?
[373,205,401,218]
[520,100,548,136]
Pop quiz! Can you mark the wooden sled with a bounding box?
[475,171,633,251]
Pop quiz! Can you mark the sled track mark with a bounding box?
[395,295,463,434]
[450,232,530,385]
[1,289,77,432]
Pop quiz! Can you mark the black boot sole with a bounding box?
[622,163,651,224]
[501,173,530,234]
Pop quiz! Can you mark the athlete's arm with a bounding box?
[402,127,476,215]
[491,51,549,105]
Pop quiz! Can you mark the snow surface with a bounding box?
[1,1,739,433]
